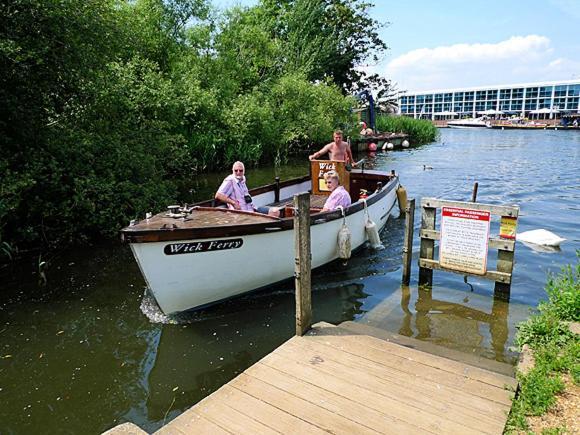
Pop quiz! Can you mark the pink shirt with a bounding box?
[323,186,351,210]
[217,175,255,211]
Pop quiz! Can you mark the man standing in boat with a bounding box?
[309,130,356,166]
[215,161,256,211]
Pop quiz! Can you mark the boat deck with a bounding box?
[153,322,516,435]
[127,194,331,232]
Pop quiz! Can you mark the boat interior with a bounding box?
[122,160,396,237]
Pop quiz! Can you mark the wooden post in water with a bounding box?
[471,182,479,202]
[418,199,436,286]
[402,198,415,285]
[294,192,312,336]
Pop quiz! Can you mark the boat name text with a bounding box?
[164,238,243,255]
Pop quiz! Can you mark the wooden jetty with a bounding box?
[150,321,516,435]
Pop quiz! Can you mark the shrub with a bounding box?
[375,115,438,144]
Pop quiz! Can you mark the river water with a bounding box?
[1,129,578,434]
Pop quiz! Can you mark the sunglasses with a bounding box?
[234,169,244,173]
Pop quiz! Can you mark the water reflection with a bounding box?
[360,283,520,365]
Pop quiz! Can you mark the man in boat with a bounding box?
[215,161,257,212]
[215,161,276,215]
[309,130,356,166]
[321,170,351,212]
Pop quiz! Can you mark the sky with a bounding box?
[211,0,580,93]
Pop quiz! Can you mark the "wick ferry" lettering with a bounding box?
[164,238,243,255]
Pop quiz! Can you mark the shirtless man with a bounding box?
[309,130,355,165]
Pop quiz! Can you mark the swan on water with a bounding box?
[517,229,566,247]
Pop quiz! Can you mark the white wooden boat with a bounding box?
[121,161,400,314]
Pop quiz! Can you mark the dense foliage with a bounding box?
[507,254,580,432]
[375,114,438,144]
[0,0,389,254]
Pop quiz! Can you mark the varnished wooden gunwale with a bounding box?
[120,172,398,243]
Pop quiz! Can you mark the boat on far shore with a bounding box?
[447,117,490,129]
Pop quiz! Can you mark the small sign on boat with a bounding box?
[439,207,491,275]
[164,238,243,255]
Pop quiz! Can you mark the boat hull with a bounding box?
[130,180,399,314]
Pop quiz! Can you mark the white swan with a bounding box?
[517,229,566,247]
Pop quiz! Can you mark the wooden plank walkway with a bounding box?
[155,322,517,435]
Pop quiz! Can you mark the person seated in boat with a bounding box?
[309,130,356,166]
[214,161,271,214]
[321,170,351,212]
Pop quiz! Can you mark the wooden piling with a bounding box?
[402,198,415,285]
[471,182,479,202]
[418,199,436,286]
[294,192,312,336]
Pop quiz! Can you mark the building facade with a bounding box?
[398,80,580,120]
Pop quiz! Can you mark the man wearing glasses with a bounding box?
[215,161,256,211]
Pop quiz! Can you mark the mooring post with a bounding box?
[402,198,415,285]
[294,192,312,336]
[418,199,436,286]
[494,247,513,299]
[471,182,479,203]
[274,176,280,203]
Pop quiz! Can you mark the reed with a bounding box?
[375,115,438,144]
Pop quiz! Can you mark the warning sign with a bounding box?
[439,207,491,275]
[499,216,517,239]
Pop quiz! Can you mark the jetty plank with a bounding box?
[243,362,423,434]
[154,323,515,435]
[303,333,514,405]
[276,337,507,430]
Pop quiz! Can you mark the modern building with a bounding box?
[398,80,580,120]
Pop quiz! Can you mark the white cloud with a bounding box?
[385,35,579,92]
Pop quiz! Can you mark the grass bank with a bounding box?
[506,253,580,433]
[375,115,439,144]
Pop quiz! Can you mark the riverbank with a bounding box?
[507,257,579,433]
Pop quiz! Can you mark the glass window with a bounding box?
[434,103,443,112]
[443,103,452,111]
[416,95,425,103]
[464,102,474,112]
[538,99,551,109]
[454,103,463,112]
[401,96,408,104]
[486,101,496,110]
[487,90,498,100]
[525,100,537,110]
[566,98,579,110]
[444,93,453,102]
[464,92,474,101]
[568,85,580,96]
[425,95,433,103]
[475,101,486,111]
[435,94,443,102]
[408,96,415,103]
[512,88,524,98]
[500,101,510,111]
[401,105,408,113]
[500,89,511,99]
[454,92,464,101]
[416,104,423,113]
[539,86,552,97]
[511,100,522,111]
[476,90,486,100]
[526,87,539,98]
[554,86,567,97]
